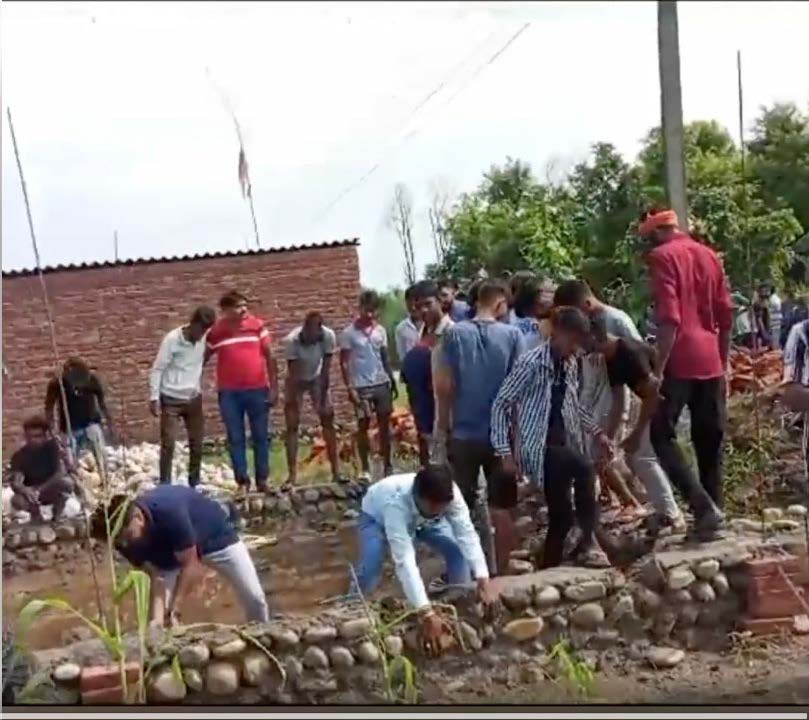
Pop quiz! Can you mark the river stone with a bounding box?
[268,626,300,647]
[694,559,720,581]
[564,581,606,602]
[302,645,329,670]
[571,603,605,630]
[535,585,562,608]
[318,500,338,514]
[635,587,663,615]
[52,662,81,684]
[343,509,359,520]
[178,642,210,668]
[507,559,534,574]
[502,587,531,612]
[610,594,635,620]
[691,581,716,603]
[356,640,381,664]
[639,558,666,591]
[503,617,544,642]
[793,615,809,635]
[205,661,240,696]
[5,532,21,549]
[653,610,678,641]
[38,526,57,545]
[303,625,338,644]
[384,635,403,656]
[55,524,77,541]
[677,603,700,627]
[23,529,38,546]
[332,486,348,499]
[646,646,685,669]
[459,621,482,651]
[787,504,808,518]
[774,519,800,532]
[183,669,203,692]
[329,646,355,669]
[277,497,293,513]
[667,566,696,591]
[284,656,303,683]
[241,649,271,686]
[211,638,247,658]
[148,666,187,703]
[339,618,371,639]
[762,507,783,522]
[712,572,730,596]
[549,613,568,629]
[666,589,692,605]
[303,489,320,503]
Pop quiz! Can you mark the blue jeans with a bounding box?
[353,511,471,597]
[218,388,271,487]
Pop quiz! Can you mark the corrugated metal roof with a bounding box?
[1,238,360,278]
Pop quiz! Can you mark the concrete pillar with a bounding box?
[657,1,688,226]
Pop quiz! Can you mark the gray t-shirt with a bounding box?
[284,326,337,382]
[339,322,390,389]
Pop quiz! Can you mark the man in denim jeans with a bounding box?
[351,465,498,652]
[206,291,278,492]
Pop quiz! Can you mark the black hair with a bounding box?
[413,464,454,504]
[219,290,248,310]
[411,280,440,303]
[476,279,509,308]
[551,306,591,336]
[359,289,381,310]
[22,414,50,433]
[553,279,592,308]
[404,285,417,302]
[304,310,324,324]
[513,277,542,319]
[190,305,217,327]
[436,277,456,292]
[90,494,135,541]
[509,270,537,299]
[589,313,608,342]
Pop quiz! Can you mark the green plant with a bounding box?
[548,640,595,699]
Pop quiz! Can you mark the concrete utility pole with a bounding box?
[657,1,688,226]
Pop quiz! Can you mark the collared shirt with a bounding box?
[783,319,809,480]
[206,314,271,391]
[150,326,207,402]
[339,321,390,389]
[395,317,423,363]
[647,232,733,379]
[360,472,489,610]
[283,325,337,382]
[119,485,238,571]
[490,340,599,486]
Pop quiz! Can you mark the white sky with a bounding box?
[2,1,808,289]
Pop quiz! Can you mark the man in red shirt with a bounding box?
[641,209,733,538]
[206,291,279,492]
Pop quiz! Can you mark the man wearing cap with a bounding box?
[639,209,733,538]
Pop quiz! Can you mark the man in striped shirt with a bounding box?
[491,307,613,568]
[206,291,279,492]
[782,318,809,482]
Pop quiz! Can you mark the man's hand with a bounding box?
[594,432,614,462]
[390,380,399,401]
[498,453,518,479]
[149,400,159,418]
[620,432,641,456]
[420,609,449,657]
[268,386,279,407]
[476,577,502,621]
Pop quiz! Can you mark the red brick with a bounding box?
[81,685,125,705]
[2,244,362,458]
[748,587,807,619]
[80,662,141,692]
[739,616,796,636]
[743,556,800,578]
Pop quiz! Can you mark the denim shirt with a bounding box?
[360,473,489,609]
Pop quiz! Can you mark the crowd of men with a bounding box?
[8,206,809,642]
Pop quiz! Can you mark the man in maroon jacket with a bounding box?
[641,209,733,538]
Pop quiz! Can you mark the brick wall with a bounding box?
[1,243,361,457]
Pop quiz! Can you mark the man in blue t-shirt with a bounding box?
[434,279,525,575]
[91,485,269,626]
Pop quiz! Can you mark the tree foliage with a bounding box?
[431,103,808,320]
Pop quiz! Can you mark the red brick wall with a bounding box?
[1,244,361,457]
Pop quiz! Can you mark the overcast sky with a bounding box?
[2,1,808,289]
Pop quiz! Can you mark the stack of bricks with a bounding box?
[740,554,809,635]
[79,663,140,705]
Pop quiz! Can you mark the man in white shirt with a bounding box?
[149,306,216,487]
[353,465,498,652]
[395,285,424,363]
[283,311,340,485]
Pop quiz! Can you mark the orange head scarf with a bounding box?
[639,209,679,237]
